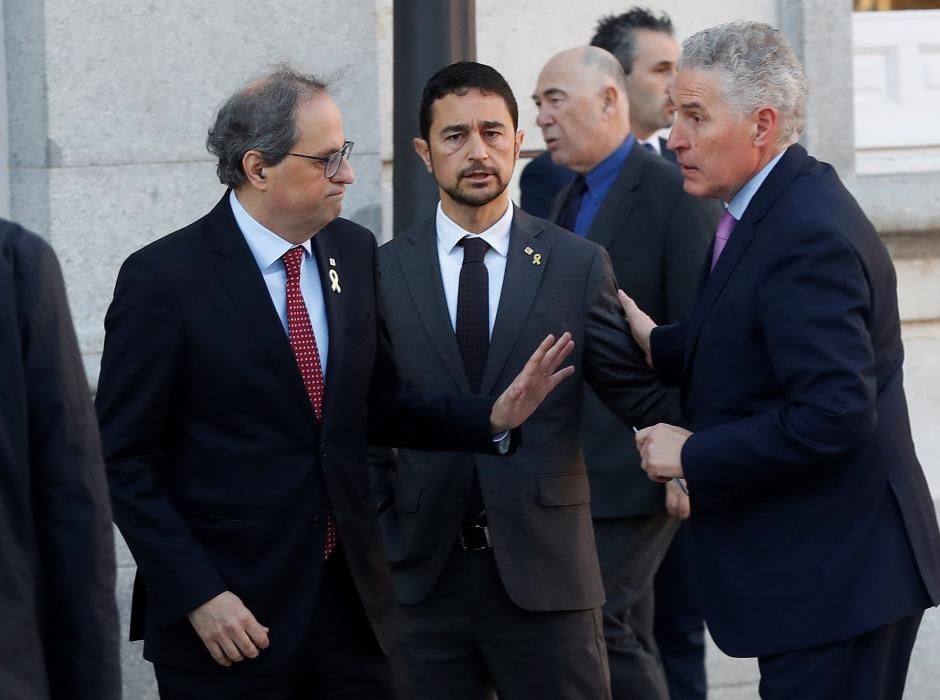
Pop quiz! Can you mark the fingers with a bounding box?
[635,426,653,452]
[206,640,232,667]
[246,620,271,651]
[666,480,691,519]
[617,289,638,317]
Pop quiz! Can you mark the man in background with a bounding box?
[533,39,719,699]
[0,219,120,700]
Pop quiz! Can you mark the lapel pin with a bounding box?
[327,257,341,292]
[532,253,542,266]
[524,246,533,256]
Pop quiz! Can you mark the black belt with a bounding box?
[458,518,491,551]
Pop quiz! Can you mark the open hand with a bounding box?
[490,332,575,432]
[188,591,270,666]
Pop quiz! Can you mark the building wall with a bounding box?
[3,0,384,388]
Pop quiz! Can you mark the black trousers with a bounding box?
[653,521,707,700]
[593,512,678,700]
[155,550,397,700]
[397,545,611,700]
[757,610,924,700]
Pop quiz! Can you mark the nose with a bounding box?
[331,155,355,184]
[466,131,488,161]
[666,121,686,152]
[535,106,552,129]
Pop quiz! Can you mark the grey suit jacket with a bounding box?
[374,206,679,611]
[550,143,721,517]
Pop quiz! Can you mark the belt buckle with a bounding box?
[459,523,491,551]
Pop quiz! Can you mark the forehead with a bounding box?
[294,93,344,145]
[429,88,514,128]
[535,56,589,96]
[672,68,723,108]
[632,30,679,63]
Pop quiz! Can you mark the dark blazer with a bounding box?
[519,151,576,219]
[651,144,940,657]
[375,206,679,610]
[96,195,497,672]
[550,144,721,517]
[0,221,120,700]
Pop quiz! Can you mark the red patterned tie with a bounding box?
[282,246,336,559]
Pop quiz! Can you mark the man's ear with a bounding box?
[753,106,779,148]
[413,138,433,173]
[514,129,525,159]
[242,150,268,189]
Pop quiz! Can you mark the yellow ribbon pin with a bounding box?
[532,253,542,266]
[329,268,341,293]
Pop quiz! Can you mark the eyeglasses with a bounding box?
[288,140,354,178]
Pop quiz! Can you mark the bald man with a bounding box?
[534,47,719,700]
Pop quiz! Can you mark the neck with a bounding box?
[440,193,510,234]
[233,187,315,245]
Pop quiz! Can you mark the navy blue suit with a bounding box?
[651,145,940,695]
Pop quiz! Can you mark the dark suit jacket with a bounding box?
[651,144,940,657]
[375,206,679,610]
[96,194,498,672]
[550,143,721,517]
[0,221,120,700]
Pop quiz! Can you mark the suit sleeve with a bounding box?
[96,253,227,624]
[582,246,682,427]
[17,233,121,700]
[681,225,877,507]
[365,234,498,452]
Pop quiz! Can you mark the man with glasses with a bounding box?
[96,65,573,700]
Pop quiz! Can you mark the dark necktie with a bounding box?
[558,174,588,235]
[455,236,490,395]
[282,246,336,559]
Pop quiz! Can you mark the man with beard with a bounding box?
[371,61,679,700]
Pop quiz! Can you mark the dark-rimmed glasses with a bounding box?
[288,140,354,178]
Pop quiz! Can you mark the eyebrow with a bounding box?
[439,120,506,134]
[677,99,706,112]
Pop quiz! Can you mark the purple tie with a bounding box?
[710,210,737,271]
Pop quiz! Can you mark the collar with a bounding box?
[639,135,662,155]
[726,149,787,220]
[229,190,313,270]
[585,134,636,192]
[436,200,513,257]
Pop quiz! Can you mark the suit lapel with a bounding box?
[584,145,647,250]
[398,220,472,394]
[480,209,549,395]
[681,144,808,376]
[310,226,346,426]
[208,195,317,423]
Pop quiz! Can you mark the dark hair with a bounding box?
[591,7,674,75]
[206,64,328,188]
[418,61,518,142]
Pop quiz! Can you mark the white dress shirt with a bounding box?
[435,201,513,337]
[639,135,662,156]
[725,149,787,219]
[229,190,329,375]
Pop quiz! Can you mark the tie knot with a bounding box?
[715,210,736,242]
[282,246,305,278]
[570,174,588,197]
[460,236,489,264]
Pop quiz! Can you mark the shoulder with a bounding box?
[380,215,435,259]
[516,208,605,260]
[0,219,62,282]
